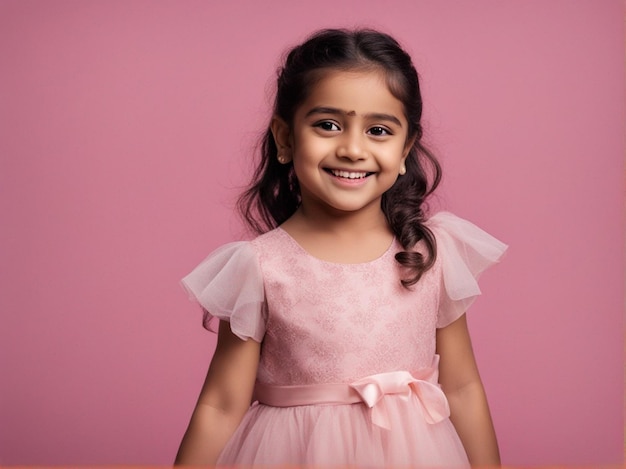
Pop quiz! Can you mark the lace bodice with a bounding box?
[253,229,440,385]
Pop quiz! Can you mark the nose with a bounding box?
[336,130,366,161]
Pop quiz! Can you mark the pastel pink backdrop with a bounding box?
[0,0,623,465]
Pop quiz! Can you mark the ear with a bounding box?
[402,134,417,159]
[270,116,293,163]
[399,134,416,175]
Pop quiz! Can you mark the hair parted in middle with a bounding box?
[238,28,442,287]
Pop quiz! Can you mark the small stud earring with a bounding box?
[399,165,406,175]
[278,153,286,164]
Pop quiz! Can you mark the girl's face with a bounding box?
[273,69,413,219]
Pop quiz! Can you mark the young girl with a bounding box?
[175,28,506,467]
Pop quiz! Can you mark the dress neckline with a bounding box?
[275,227,398,266]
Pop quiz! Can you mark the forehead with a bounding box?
[298,70,406,120]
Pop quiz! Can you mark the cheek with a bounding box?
[294,139,331,164]
[381,145,407,167]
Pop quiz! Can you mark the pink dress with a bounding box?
[182,212,507,467]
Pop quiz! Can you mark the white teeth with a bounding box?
[331,170,368,179]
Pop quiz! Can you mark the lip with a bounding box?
[324,168,374,186]
[324,168,375,177]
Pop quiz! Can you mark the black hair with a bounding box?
[238,28,441,287]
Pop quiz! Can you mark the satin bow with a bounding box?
[349,370,450,430]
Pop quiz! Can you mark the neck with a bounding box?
[279,201,395,264]
[286,202,391,238]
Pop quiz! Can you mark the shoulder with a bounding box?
[425,211,508,262]
[250,227,285,249]
[185,227,285,270]
[183,228,291,280]
[249,227,298,264]
[187,240,257,274]
[425,211,484,233]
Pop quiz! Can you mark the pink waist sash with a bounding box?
[254,357,450,430]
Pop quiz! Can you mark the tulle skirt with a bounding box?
[216,395,470,467]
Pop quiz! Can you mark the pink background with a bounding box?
[0,0,623,465]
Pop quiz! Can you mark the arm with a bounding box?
[436,314,500,466]
[175,320,261,465]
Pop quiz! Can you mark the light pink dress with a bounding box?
[182,212,507,467]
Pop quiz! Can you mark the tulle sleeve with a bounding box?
[181,241,266,342]
[425,212,508,328]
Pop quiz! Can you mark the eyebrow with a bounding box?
[304,106,403,127]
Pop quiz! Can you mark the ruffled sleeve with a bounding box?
[181,242,266,342]
[425,212,508,328]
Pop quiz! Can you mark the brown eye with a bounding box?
[315,121,340,131]
[368,126,391,136]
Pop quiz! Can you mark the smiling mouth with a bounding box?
[326,169,373,179]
